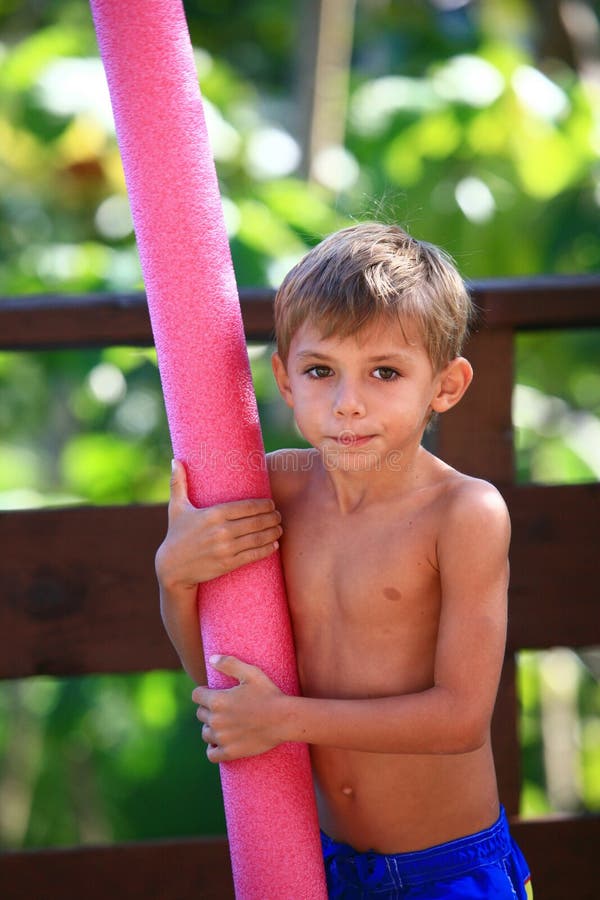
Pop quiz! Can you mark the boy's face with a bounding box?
[272,316,471,471]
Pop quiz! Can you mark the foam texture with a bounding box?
[89,2,326,897]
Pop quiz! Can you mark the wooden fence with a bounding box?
[1,277,599,898]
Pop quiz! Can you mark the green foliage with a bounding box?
[0,674,224,847]
[515,329,600,484]
[0,0,598,849]
[518,650,600,817]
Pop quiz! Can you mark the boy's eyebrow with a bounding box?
[366,353,412,363]
[294,349,415,366]
[295,350,332,360]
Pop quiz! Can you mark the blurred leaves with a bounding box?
[0,673,225,847]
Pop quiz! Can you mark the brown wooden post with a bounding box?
[436,328,514,484]
[436,320,520,815]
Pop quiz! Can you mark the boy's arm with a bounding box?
[160,583,207,684]
[193,481,510,761]
[156,460,283,683]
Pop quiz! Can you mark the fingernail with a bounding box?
[273,541,279,550]
[209,655,219,665]
[171,459,176,472]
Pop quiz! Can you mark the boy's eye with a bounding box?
[306,365,332,378]
[373,367,399,381]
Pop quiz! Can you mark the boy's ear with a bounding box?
[431,357,473,414]
[271,352,294,408]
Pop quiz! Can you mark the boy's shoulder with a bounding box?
[446,469,508,512]
[266,447,318,502]
[435,466,511,546]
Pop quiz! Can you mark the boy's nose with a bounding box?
[333,382,366,418]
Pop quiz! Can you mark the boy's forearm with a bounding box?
[160,585,206,684]
[277,687,487,756]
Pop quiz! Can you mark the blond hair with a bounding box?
[274,223,472,371]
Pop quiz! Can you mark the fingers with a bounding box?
[193,689,219,754]
[191,657,272,764]
[226,507,282,540]
[170,477,280,539]
[222,541,280,573]
[216,497,276,521]
[197,710,222,762]
[192,684,214,708]
[201,724,234,764]
[193,682,230,764]
[209,654,259,683]
[169,464,276,523]
[162,465,282,584]
[206,507,283,571]
[206,743,226,764]
[201,722,214,744]
[192,656,259,693]
[168,459,191,518]
[231,522,283,557]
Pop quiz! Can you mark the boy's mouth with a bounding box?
[333,432,375,447]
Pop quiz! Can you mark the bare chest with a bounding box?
[279,496,442,661]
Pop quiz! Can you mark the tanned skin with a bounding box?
[156,316,510,854]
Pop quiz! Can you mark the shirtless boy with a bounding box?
[156,224,532,898]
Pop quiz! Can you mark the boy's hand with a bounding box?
[155,460,283,591]
[193,655,286,762]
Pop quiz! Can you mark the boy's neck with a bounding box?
[318,442,435,514]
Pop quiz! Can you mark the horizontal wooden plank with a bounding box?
[0,504,178,679]
[0,289,274,349]
[1,816,598,900]
[0,483,598,679]
[511,814,600,900]
[1,275,599,350]
[474,274,600,329]
[504,483,600,652]
[0,292,152,349]
[0,836,234,900]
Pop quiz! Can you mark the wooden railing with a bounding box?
[1,278,600,899]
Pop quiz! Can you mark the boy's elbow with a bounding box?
[450,728,487,755]
[446,712,489,754]
[435,693,489,754]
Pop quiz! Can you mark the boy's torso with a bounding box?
[268,448,500,854]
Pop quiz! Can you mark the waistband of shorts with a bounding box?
[321,806,513,888]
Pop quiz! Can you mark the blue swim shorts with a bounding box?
[320,806,533,899]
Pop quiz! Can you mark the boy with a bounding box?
[156,224,532,898]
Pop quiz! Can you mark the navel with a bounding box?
[383,587,402,603]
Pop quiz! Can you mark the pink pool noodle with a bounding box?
[89,2,326,897]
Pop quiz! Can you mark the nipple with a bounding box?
[341,785,354,797]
